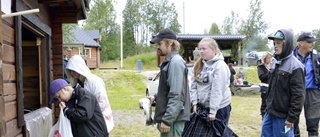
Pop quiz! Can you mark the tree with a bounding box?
[238,0,269,64]
[221,11,241,62]
[62,24,77,43]
[122,0,181,57]
[221,11,240,34]
[208,23,221,34]
[82,0,119,61]
[312,29,320,51]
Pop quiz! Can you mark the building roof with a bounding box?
[70,27,100,47]
[177,34,246,41]
[84,30,100,39]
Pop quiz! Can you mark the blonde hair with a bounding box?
[67,70,87,87]
[193,37,220,76]
[261,52,272,64]
[163,38,180,51]
[65,85,74,92]
[201,37,220,54]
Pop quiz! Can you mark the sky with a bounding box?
[114,0,320,36]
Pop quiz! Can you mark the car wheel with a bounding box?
[245,61,250,67]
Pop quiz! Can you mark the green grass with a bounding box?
[235,66,260,84]
[94,54,308,136]
[92,70,146,110]
[101,52,159,70]
[93,69,263,136]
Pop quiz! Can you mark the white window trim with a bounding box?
[84,48,91,59]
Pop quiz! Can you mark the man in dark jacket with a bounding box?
[148,28,190,137]
[49,79,108,137]
[261,29,306,137]
[293,32,320,137]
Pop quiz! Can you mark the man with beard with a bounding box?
[148,28,190,137]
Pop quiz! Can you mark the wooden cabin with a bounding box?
[0,0,88,136]
[156,34,246,66]
[64,27,101,69]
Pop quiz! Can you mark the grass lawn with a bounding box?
[92,70,265,136]
[94,53,307,136]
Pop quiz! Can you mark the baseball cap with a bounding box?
[49,79,68,104]
[297,32,319,42]
[63,46,72,51]
[150,28,177,44]
[268,31,285,40]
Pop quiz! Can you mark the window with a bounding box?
[84,48,91,59]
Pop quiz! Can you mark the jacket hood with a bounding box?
[66,55,91,86]
[205,52,225,64]
[273,29,294,60]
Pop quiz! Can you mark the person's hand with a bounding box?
[285,120,293,128]
[193,105,197,113]
[208,113,215,121]
[59,102,66,109]
[160,122,170,133]
[146,96,155,102]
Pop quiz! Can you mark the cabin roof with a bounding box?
[177,34,246,41]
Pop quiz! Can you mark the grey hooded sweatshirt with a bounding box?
[190,52,231,115]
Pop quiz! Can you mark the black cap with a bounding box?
[297,32,319,42]
[150,28,177,44]
[268,31,285,40]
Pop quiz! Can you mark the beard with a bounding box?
[157,49,165,56]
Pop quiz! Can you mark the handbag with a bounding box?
[48,107,73,137]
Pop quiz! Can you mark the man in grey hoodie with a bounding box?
[261,29,305,137]
[148,28,190,137]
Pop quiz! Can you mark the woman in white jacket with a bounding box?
[66,55,114,133]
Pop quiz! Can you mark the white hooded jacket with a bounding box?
[66,55,114,133]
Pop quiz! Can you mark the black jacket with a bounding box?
[266,29,306,123]
[229,67,236,83]
[64,85,108,137]
[257,64,269,84]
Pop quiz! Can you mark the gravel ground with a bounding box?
[107,70,310,137]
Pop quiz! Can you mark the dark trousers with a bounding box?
[294,89,320,137]
[294,118,320,137]
[260,86,268,120]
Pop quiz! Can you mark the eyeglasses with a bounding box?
[305,41,314,44]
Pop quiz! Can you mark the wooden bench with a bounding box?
[99,66,119,70]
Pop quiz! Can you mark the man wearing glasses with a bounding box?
[293,32,320,137]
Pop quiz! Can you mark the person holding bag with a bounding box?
[48,107,73,137]
[49,79,108,137]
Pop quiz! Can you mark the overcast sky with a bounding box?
[115,0,320,36]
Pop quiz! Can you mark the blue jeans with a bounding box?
[261,113,294,137]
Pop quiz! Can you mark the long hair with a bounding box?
[163,38,180,51]
[193,37,221,77]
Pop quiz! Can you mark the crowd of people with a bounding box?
[49,27,320,137]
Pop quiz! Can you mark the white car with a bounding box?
[146,64,193,97]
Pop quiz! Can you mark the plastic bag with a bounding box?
[48,107,73,137]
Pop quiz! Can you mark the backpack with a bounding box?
[312,50,320,85]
